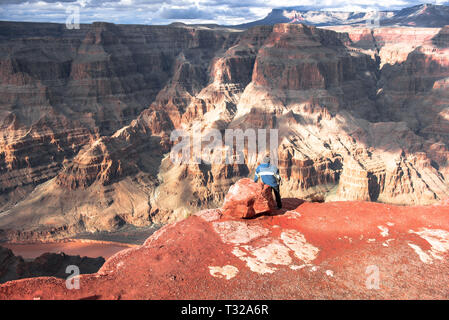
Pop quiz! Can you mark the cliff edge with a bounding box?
[1,179,449,300]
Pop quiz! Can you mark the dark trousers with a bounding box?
[271,186,282,209]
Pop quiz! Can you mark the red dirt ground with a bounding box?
[1,198,449,300]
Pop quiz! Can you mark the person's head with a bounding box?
[262,155,271,164]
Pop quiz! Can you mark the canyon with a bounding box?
[0,20,448,242]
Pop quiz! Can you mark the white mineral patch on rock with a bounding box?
[209,265,239,280]
[213,221,270,244]
[231,247,276,274]
[408,243,433,264]
[231,240,292,275]
[231,247,246,258]
[244,241,292,266]
[378,225,389,237]
[290,264,307,270]
[409,228,449,261]
[382,239,395,247]
[228,228,320,275]
[280,230,319,264]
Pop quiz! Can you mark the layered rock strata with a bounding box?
[0,22,448,240]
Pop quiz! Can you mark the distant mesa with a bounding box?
[234,4,449,28]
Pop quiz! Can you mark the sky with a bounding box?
[0,0,448,26]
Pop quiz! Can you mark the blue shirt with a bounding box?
[254,163,280,188]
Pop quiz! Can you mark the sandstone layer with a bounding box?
[222,178,276,218]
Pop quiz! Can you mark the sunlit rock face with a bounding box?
[0,21,448,241]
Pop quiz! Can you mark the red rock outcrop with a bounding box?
[221,178,276,218]
[1,196,449,299]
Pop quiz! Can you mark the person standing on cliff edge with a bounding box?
[254,155,282,209]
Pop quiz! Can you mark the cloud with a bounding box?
[1,0,77,3]
[159,7,209,19]
[0,0,446,25]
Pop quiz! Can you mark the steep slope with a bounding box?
[1,180,449,300]
[325,26,441,66]
[385,4,449,27]
[0,22,242,240]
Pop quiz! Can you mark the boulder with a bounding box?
[221,178,276,219]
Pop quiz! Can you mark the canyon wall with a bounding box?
[0,21,448,241]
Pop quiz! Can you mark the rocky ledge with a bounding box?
[0,178,449,299]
